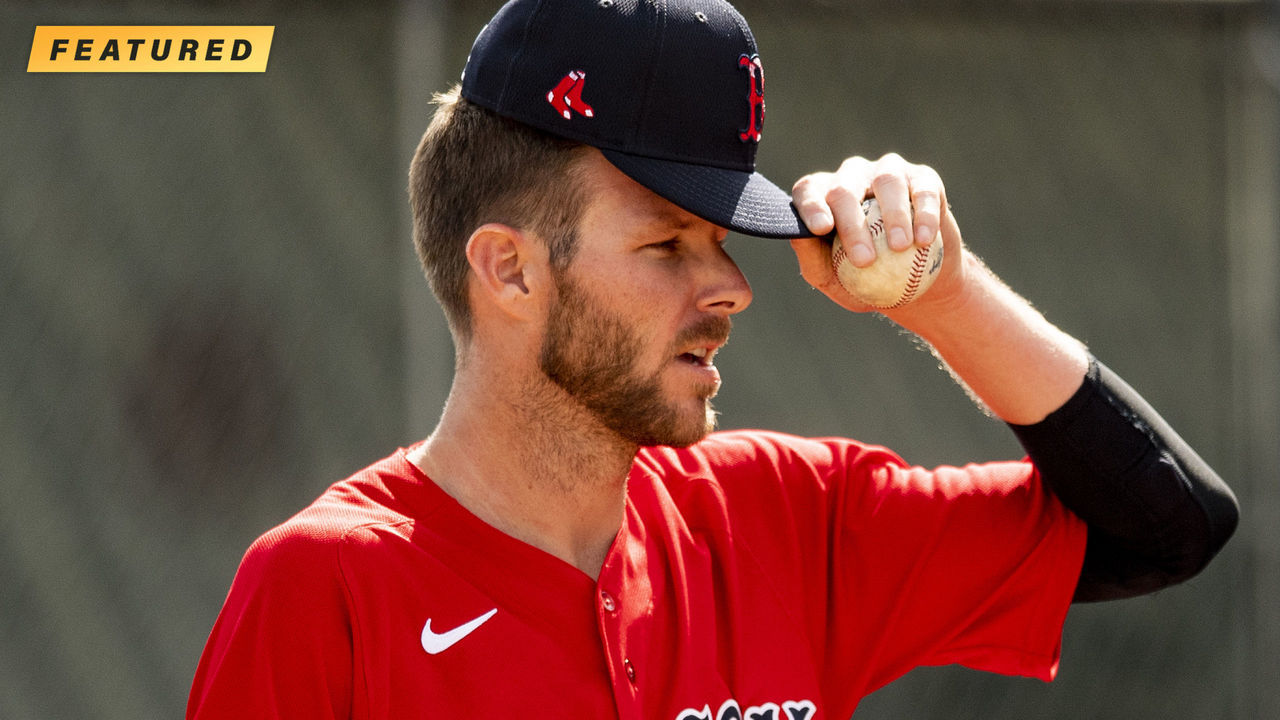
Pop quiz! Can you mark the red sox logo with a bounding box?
[547,70,594,120]
[738,53,764,143]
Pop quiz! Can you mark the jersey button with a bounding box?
[600,590,617,613]
[624,657,636,684]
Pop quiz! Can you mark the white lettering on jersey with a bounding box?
[675,698,816,720]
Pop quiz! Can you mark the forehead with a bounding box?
[576,149,706,236]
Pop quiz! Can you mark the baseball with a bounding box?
[830,198,944,309]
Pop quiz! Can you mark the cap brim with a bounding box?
[600,149,814,239]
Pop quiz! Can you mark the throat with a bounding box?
[416,381,637,580]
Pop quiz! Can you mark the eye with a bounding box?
[645,238,680,253]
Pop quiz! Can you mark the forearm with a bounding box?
[787,157,1237,600]
[889,237,1236,599]
[888,249,1089,425]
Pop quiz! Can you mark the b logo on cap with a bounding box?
[738,54,764,143]
[547,70,594,120]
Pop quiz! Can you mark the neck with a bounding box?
[409,366,637,580]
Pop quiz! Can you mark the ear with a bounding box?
[465,223,549,322]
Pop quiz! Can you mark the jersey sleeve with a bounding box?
[686,431,1087,700]
[825,449,1087,692]
[186,518,356,720]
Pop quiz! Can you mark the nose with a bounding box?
[697,241,753,316]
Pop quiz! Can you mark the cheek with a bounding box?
[568,258,695,362]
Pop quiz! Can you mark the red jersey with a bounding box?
[187,430,1086,719]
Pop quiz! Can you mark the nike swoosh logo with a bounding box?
[421,608,497,655]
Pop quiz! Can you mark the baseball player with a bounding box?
[186,0,1238,718]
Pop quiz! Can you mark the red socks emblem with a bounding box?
[547,70,594,120]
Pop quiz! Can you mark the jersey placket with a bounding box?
[595,497,655,720]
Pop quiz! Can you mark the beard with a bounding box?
[538,273,730,448]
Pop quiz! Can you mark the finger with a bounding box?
[835,155,874,187]
[906,163,946,247]
[826,177,875,267]
[791,171,837,236]
[868,153,914,252]
[831,157,876,266]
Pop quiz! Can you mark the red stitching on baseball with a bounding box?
[837,199,937,309]
[831,244,846,275]
[888,246,930,309]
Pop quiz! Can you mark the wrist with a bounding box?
[884,253,1089,424]
[883,251,983,339]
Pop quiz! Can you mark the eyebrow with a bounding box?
[635,200,696,233]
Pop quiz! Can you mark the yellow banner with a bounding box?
[27,26,274,73]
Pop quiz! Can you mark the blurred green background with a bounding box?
[2,0,1277,718]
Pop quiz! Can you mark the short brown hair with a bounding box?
[409,85,590,341]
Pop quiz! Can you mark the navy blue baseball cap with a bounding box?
[460,0,813,239]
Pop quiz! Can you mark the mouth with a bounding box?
[676,344,720,367]
[672,315,732,374]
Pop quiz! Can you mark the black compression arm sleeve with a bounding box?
[1008,357,1239,602]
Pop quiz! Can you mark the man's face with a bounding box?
[535,151,752,447]
[539,270,730,447]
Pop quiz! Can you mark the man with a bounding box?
[187,0,1238,718]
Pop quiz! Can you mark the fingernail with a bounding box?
[851,243,875,265]
[889,227,910,251]
[916,224,935,245]
[811,211,832,232]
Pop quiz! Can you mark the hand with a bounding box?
[789,153,956,314]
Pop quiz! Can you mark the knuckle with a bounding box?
[837,155,870,174]
[791,171,833,195]
[870,171,907,192]
[877,151,906,166]
[911,188,941,210]
[791,175,815,195]
[825,183,862,204]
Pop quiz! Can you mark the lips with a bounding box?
[670,316,731,386]
[678,345,718,366]
[674,344,723,397]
